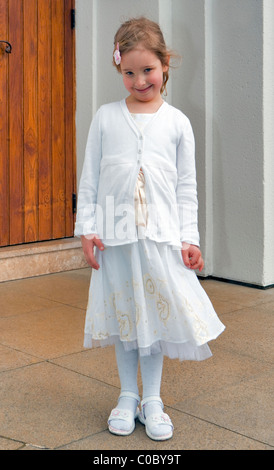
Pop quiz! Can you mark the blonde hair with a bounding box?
[113,17,177,95]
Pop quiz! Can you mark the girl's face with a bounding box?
[120,47,168,105]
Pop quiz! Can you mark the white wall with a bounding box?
[263,0,274,287]
[75,0,274,287]
[212,0,265,285]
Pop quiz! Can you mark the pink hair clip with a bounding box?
[113,42,121,65]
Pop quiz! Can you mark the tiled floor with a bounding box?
[0,268,273,450]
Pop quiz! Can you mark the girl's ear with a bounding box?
[163,55,170,73]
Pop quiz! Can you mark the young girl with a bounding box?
[75,17,225,441]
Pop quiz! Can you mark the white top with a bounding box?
[131,112,155,132]
[131,113,154,231]
[74,99,199,248]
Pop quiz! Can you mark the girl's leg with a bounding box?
[139,351,163,398]
[108,339,139,433]
[139,351,173,439]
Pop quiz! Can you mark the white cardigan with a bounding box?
[74,99,200,248]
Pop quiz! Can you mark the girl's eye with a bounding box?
[125,71,133,76]
[144,68,152,73]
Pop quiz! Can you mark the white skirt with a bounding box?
[83,238,225,361]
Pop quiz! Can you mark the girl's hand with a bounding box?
[81,235,104,270]
[181,242,204,272]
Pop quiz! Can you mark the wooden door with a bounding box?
[0,0,75,247]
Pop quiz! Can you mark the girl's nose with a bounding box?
[135,74,146,88]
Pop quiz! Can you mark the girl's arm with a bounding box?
[176,117,200,247]
[81,235,104,270]
[74,108,102,238]
[176,117,204,271]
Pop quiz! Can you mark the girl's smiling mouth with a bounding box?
[135,85,153,93]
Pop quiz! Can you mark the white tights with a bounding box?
[115,339,163,397]
[110,339,166,433]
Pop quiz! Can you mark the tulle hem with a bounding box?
[83,334,213,362]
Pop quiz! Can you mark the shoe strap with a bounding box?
[141,395,163,408]
[108,408,134,421]
[147,412,173,426]
[119,391,140,403]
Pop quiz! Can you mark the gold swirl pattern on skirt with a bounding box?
[144,275,156,295]
[117,312,132,340]
[143,274,170,325]
[157,293,170,324]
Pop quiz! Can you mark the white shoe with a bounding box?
[138,396,173,441]
[107,391,140,436]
